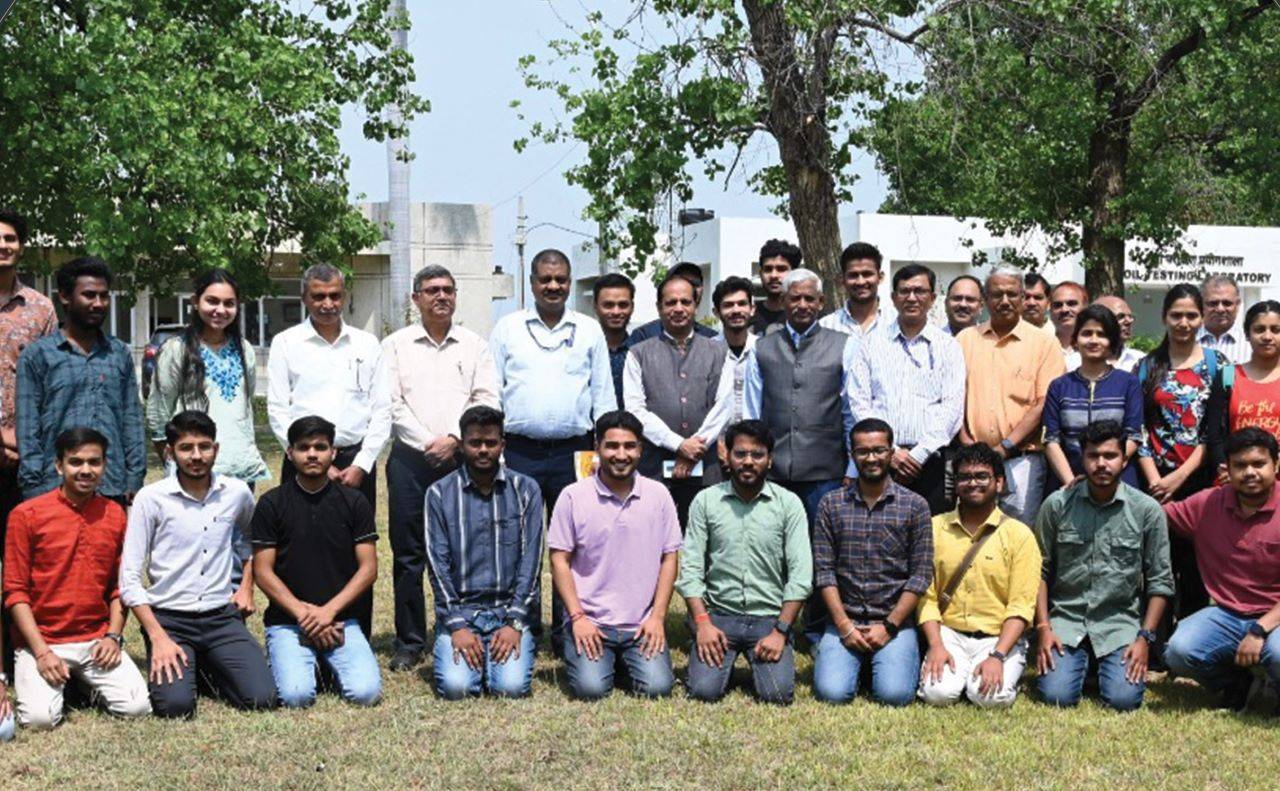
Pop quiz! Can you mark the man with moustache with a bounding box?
[751,240,799,336]
[592,272,637,409]
[819,242,896,336]
[1092,294,1145,372]
[624,275,730,526]
[548,411,682,700]
[706,277,757,465]
[679,420,810,705]
[1022,273,1055,336]
[378,265,499,671]
[1163,427,1280,710]
[918,443,1041,708]
[849,264,966,514]
[251,416,381,708]
[743,269,859,524]
[16,257,144,504]
[626,263,717,345]
[426,406,544,699]
[120,411,275,718]
[1034,421,1173,711]
[1198,275,1251,364]
[811,419,933,706]
[1049,281,1088,356]
[956,267,1066,523]
[941,275,983,337]
[3,428,151,730]
[267,263,389,508]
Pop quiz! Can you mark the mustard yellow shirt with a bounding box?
[956,319,1065,450]
[917,507,1041,635]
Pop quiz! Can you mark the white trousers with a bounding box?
[15,640,151,729]
[918,626,1028,708]
[999,453,1046,525]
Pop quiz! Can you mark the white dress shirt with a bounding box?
[848,319,967,464]
[489,308,614,439]
[120,474,254,612]
[621,333,734,451]
[1198,326,1251,365]
[379,322,499,451]
[817,301,897,336]
[266,319,391,471]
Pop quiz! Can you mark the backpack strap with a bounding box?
[938,516,1004,616]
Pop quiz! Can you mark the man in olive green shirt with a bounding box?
[1033,420,1173,711]
[678,420,812,704]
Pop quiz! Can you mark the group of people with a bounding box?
[0,205,1278,740]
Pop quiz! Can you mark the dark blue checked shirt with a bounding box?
[16,331,146,499]
[812,481,934,622]
[425,463,545,632]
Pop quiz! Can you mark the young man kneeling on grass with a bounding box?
[426,406,544,699]
[121,411,275,718]
[679,420,811,705]
[252,416,381,708]
[3,428,151,731]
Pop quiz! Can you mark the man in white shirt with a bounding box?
[266,264,390,510]
[818,242,896,337]
[1198,275,1251,364]
[378,265,500,671]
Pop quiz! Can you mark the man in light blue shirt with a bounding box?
[489,249,614,652]
[849,264,966,514]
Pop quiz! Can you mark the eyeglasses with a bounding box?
[730,449,769,461]
[852,446,892,459]
[956,472,994,484]
[415,285,456,296]
[1205,300,1238,309]
[895,287,933,298]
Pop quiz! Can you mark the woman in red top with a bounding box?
[1210,300,1280,473]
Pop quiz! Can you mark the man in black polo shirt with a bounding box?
[251,416,381,708]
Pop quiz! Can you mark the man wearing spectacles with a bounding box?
[849,264,966,514]
[918,442,1041,708]
[1198,275,1250,364]
[811,419,933,706]
[625,262,717,345]
[378,265,499,672]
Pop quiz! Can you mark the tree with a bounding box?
[0,0,427,296]
[870,1,1280,295]
[517,0,924,297]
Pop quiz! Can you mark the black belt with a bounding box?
[506,432,592,450]
[953,628,998,639]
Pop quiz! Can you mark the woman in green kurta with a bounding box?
[145,269,269,486]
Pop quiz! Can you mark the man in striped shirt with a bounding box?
[425,406,545,699]
[849,264,966,514]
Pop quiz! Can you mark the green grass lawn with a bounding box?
[1,448,1274,789]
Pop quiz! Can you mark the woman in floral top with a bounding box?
[145,269,269,486]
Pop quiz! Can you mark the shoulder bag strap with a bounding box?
[938,517,1003,616]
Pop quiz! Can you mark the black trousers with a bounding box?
[899,450,951,515]
[280,442,375,638]
[385,441,454,655]
[146,605,277,718]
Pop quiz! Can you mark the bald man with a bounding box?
[1092,295,1144,373]
[1049,282,1088,355]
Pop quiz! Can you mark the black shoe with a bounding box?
[1217,678,1252,712]
[389,649,422,672]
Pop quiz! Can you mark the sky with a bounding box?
[337,1,890,309]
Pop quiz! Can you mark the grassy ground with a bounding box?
[1,447,1275,789]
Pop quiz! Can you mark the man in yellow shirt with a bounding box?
[918,443,1042,708]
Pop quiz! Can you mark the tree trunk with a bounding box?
[742,0,845,306]
[1081,115,1130,298]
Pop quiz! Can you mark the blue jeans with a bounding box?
[1165,605,1280,695]
[813,624,920,706]
[432,614,537,700]
[562,626,675,700]
[265,621,382,708]
[685,614,795,705]
[1036,642,1145,712]
[0,713,12,742]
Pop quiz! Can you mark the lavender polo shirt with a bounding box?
[547,472,683,631]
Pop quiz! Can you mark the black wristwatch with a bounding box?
[1247,622,1272,639]
[772,618,793,638]
[881,619,901,638]
[989,649,1008,662]
[1137,628,1158,645]
[105,632,124,647]
[999,439,1021,459]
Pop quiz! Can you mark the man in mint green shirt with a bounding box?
[678,420,811,704]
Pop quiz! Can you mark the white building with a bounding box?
[577,213,1280,337]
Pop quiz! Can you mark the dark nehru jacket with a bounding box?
[754,326,848,482]
[627,333,727,481]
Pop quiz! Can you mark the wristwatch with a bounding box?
[507,619,526,633]
[999,439,1021,459]
[772,618,793,638]
[881,619,901,638]
[1137,628,1158,645]
[1247,622,1272,639]
[989,649,1008,662]
[105,632,124,646]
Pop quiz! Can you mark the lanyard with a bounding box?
[896,333,935,371]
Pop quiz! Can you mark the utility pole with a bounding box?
[515,195,527,309]
[385,0,412,330]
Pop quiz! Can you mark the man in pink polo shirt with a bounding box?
[1163,427,1280,710]
[548,410,682,700]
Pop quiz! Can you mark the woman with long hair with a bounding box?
[1043,303,1144,491]
[145,268,269,485]
[1208,300,1280,467]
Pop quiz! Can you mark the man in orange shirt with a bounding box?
[956,267,1066,523]
[2,427,150,730]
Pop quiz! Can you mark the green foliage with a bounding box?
[0,0,427,296]
[870,1,1280,276]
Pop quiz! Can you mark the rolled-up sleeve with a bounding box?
[2,507,33,609]
[1143,505,1175,598]
[1004,529,1043,623]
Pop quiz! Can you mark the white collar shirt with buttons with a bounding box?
[818,301,897,337]
[266,318,391,471]
[119,474,255,612]
[1197,325,1251,365]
